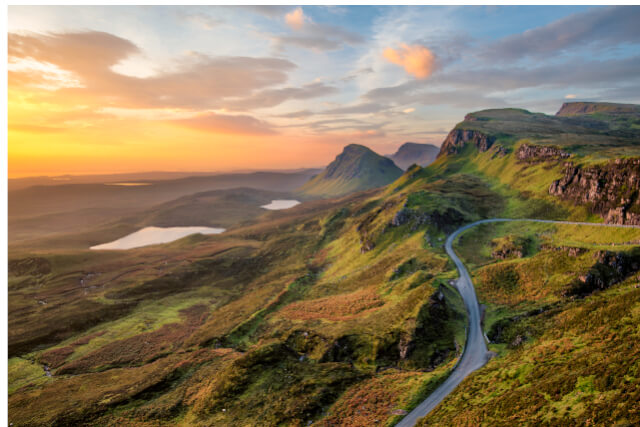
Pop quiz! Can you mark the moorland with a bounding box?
[8,102,640,426]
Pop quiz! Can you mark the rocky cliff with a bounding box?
[549,158,640,225]
[438,129,495,157]
[516,143,571,162]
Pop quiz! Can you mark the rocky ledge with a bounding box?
[549,158,640,225]
[438,129,495,157]
[516,143,571,162]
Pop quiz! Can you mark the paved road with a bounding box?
[396,218,640,427]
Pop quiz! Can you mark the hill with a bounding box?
[8,102,640,426]
[555,101,640,118]
[9,170,318,246]
[298,144,403,197]
[387,142,440,170]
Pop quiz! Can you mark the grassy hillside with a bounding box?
[8,102,640,426]
[419,220,640,426]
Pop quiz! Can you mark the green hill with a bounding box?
[8,102,640,426]
[298,144,403,197]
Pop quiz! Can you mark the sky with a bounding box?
[7,5,640,177]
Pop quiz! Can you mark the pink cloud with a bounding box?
[383,43,436,79]
[285,7,306,30]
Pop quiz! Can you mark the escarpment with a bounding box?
[438,129,495,156]
[549,158,640,225]
[516,143,571,162]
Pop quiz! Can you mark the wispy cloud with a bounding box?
[172,112,277,135]
[482,6,640,62]
[8,31,301,111]
[272,8,363,52]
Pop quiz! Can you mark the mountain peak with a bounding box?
[298,144,402,197]
[387,142,440,170]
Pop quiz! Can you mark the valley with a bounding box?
[8,102,640,426]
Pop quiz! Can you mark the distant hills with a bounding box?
[298,144,403,197]
[387,142,440,170]
[555,101,640,117]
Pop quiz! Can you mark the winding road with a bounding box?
[396,218,640,427]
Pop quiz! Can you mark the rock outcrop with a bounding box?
[516,143,570,162]
[563,248,640,297]
[491,235,530,260]
[549,158,640,225]
[438,129,495,157]
[541,245,587,257]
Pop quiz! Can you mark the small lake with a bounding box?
[90,226,225,250]
[261,200,301,210]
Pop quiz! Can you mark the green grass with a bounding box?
[8,357,50,395]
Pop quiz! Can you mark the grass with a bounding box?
[9,103,640,426]
[417,221,640,426]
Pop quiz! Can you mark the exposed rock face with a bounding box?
[438,129,495,157]
[563,248,640,297]
[549,158,640,225]
[541,245,587,257]
[491,236,530,260]
[516,143,570,162]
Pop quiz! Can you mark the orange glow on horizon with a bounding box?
[8,85,392,178]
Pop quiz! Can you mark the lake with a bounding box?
[261,200,301,210]
[90,226,225,250]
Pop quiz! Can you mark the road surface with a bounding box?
[396,218,640,427]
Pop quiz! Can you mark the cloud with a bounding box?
[272,14,363,52]
[365,55,640,107]
[383,43,436,79]
[565,94,577,99]
[403,107,415,113]
[9,31,140,74]
[321,102,388,115]
[274,109,315,119]
[243,5,292,18]
[172,112,277,135]
[285,7,306,30]
[483,6,640,62]
[341,67,374,82]
[8,31,300,110]
[224,82,338,111]
[182,13,225,30]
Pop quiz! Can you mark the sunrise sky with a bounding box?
[8,5,640,177]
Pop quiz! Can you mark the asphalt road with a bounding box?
[396,218,640,427]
